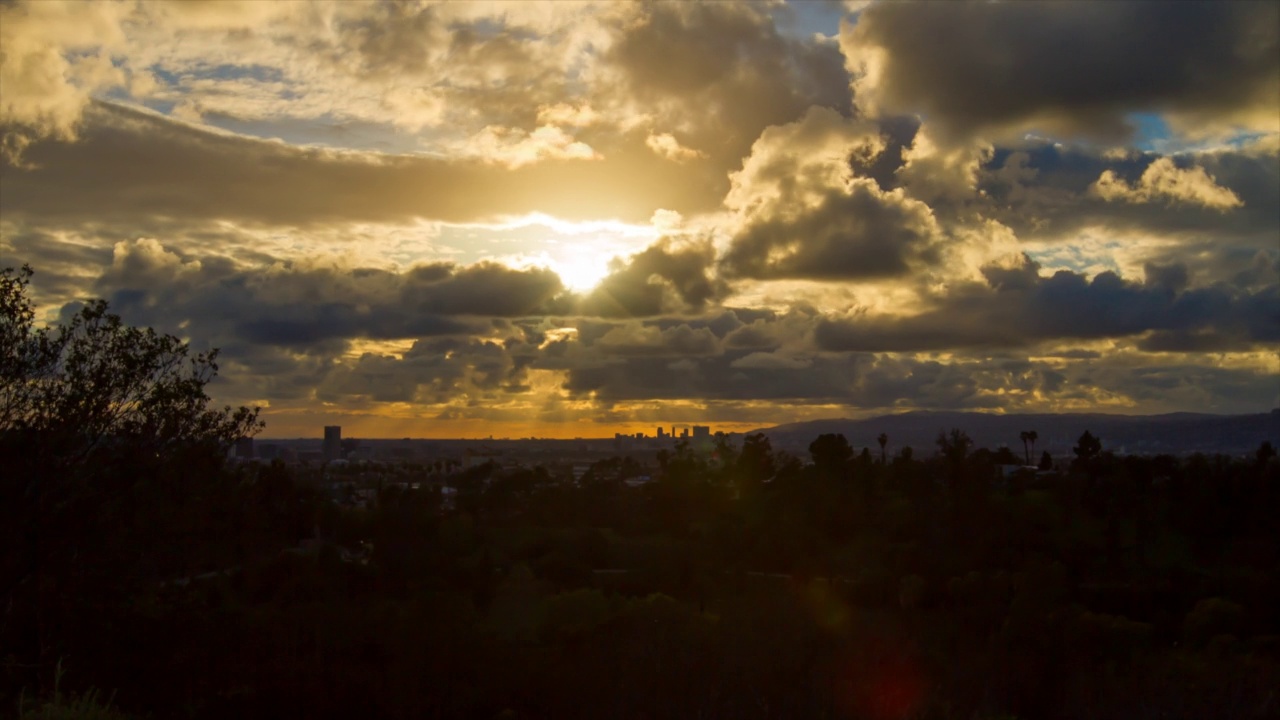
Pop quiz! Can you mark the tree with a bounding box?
[1257,441,1276,466]
[936,428,972,466]
[1018,430,1039,466]
[1,265,261,458]
[1071,430,1103,473]
[1039,450,1053,471]
[737,433,775,487]
[877,432,888,464]
[809,433,853,478]
[1,265,263,691]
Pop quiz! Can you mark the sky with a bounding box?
[1,0,1277,439]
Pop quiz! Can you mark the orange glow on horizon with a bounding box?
[255,414,771,440]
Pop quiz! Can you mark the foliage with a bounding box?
[1,265,263,703]
[1,265,262,457]
[808,432,852,474]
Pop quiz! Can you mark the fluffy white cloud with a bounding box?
[1090,157,1243,210]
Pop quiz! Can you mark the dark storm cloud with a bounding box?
[814,256,1280,353]
[595,322,723,358]
[0,229,113,301]
[546,309,997,408]
[553,316,1278,414]
[555,344,1071,411]
[845,1,1279,141]
[721,178,940,280]
[317,337,523,405]
[403,262,565,318]
[0,102,719,227]
[608,1,852,174]
[96,247,562,346]
[580,237,728,317]
[976,141,1279,247]
[849,114,921,192]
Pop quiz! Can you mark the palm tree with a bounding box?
[877,433,888,464]
[1027,430,1038,465]
[1019,431,1031,465]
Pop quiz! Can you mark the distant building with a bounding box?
[234,436,255,460]
[657,427,666,439]
[257,443,280,461]
[323,425,342,461]
[692,425,710,440]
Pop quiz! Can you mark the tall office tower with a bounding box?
[323,425,342,461]
[692,425,710,440]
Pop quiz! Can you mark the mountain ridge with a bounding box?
[749,409,1278,457]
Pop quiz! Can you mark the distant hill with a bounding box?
[749,409,1280,458]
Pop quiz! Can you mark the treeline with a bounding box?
[5,430,1279,719]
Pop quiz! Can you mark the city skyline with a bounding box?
[2,1,1277,439]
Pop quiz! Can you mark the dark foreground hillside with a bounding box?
[5,429,1279,719]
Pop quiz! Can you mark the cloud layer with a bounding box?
[2,0,1277,436]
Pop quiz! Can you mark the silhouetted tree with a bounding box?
[737,433,775,490]
[1019,430,1040,465]
[809,433,852,478]
[877,432,888,464]
[1072,430,1103,473]
[1,265,262,692]
[1039,450,1053,471]
[0,266,261,456]
[936,428,972,466]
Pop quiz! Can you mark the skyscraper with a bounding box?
[323,425,342,461]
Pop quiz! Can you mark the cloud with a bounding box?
[89,238,564,350]
[23,237,1275,418]
[603,2,852,176]
[580,237,728,317]
[645,132,704,163]
[718,107,942,281]
[4,1,1277,427]
[843,1,1280,143]
[596,323,723,358]
[975,140,1278,249]
[317,337,525,405]
[0,102,718,226]
[454,125,600,168]
[814,255,1279,353]
[0,0,129,158]
[723,179,942,280]
[1090,157,1243,211]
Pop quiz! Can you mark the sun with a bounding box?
[553,254,611,292]
[474,213,661,293]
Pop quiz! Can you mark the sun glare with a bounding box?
[553,254,611,292]
[468,214,662,292]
